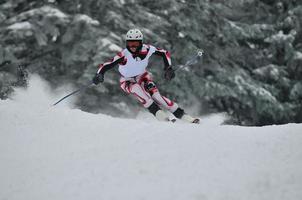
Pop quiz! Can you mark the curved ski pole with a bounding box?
[53,82,94,106]
[174,50,203,72]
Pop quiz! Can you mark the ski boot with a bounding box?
[155,110,172,122]
[173,108,200,124]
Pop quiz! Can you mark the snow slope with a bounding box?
[1,75,302,200]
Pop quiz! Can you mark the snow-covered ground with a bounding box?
[1,75,302,200]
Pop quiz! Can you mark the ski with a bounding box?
[192,118,200,124]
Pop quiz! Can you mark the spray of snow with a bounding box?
[9,74,75,109]
[1,75,302,200]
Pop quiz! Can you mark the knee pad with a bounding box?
[144,82,157,95]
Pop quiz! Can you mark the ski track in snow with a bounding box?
[0,75,302,200]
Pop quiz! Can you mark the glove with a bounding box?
[164,66,175,81]
[92,73,104,85]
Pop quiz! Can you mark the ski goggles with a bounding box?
[126,40,141,48]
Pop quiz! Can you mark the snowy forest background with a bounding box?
[0,0,301,126]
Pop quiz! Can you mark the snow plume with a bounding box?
[10,74,75,109]
[1,75,302,200]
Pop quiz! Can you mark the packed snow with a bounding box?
[7,6,69,24]
[74,14,100,26]
[7,21,32,30]
[0,75,302,200]
[100,38,122,52]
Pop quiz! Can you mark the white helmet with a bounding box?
[126,29,143,41]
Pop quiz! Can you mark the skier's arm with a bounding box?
[153,48,172,69]
[152,47,175,80]
[92,52,125,85]
[96,52,125,75]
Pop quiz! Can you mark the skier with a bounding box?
[92,29,199,123]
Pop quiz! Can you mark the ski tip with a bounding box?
[170,119,177,123]
[192,118,200,124]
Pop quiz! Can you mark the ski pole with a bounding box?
[174,50,204,72]
[52,82,94,106]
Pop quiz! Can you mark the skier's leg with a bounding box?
[139,73,179,113]
[140,75,200,123]
[120,78,169,121]
[151,91,178,112]
[120,80,153,108]
[152,91,199,122]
